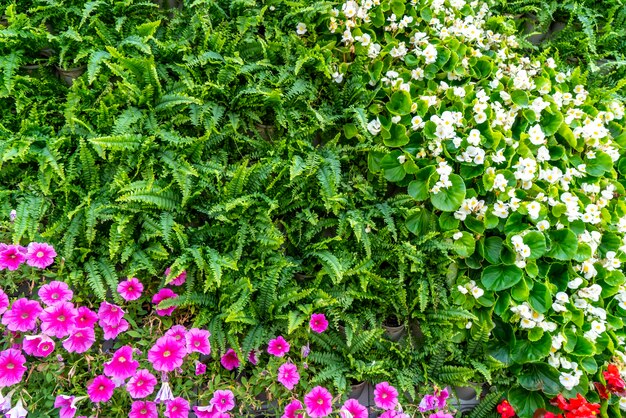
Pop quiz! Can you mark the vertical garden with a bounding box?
[0,0,625,417]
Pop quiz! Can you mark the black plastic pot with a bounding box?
[56,65,86,86]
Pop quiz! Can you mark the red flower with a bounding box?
[593,382,609,400]
[564,394,600,418]
[603,364,626,396]
[497,400,516,418]
[550,395,570,411]
[543,413,563,418]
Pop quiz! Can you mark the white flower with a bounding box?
[367,118,381,135]
[457,285,469,295]
[520,318,535,329]
[5,400,27,418]
[453,232,463,240]
[471,287,484,299]
[397,155,406,164]
[559,372,579,390]
[528,124,546,145]
[342,1,358,18]
[567,277,583,289]
[332,72,344,83]
[296,23,307,35]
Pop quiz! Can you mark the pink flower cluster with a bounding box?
[0,242,56,271]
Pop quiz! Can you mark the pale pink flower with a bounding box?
[147,336,186,372]
[117,278,143,301]
[220,349,240,370]
[277,363,300,390]
[2,298,43,332]
[25,242,56,269]
[164,267,186,286]
[62,327,95,353]
[0,349,27,387]
[304,386,333,417]
[0,245,26,271]
[126,369,157,399]
[154,381,174,403]
[40,302,77,338]
[0,289,9,315]
[267,336,290,357]
[374,382,398,410]
[165,397,190,418]
[210,390,235,412]
[38,281,73,306]
[152,288,178,316]
[283,399,304,418]
[87,375,115,403]
[97,301,124,326]
[104,345,139,380]
[186,328,211,355]
[129,400,158,418]
[309,313,329,333]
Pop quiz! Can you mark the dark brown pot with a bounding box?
[56,65,86,86]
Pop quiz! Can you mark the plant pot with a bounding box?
[0,15,8,27]
[21,63,44,75]
[56,65,86,86]
[450,385,480,413]
[349,381,369,404]
[255,123,276,141]
[382,318,406,342]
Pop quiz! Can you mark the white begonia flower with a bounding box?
[391,115,401,124]
[465,321,473,329]
[296,22,307,35]
[520,318,536,329]
[536,220,549,231]
[453,232,463,240]
[397,155,406,164]
[552,302,567,313]
[332,72,344,83]
[367,118,381,135]
[568,277,583,290]
[620,397,626,411]
[471,287,484,299]
[342,1,358,18]
[559,372,579,391]
[528,124,546,145]
[526,201,541,219]
[457,285,469,295]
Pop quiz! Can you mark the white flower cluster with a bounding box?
[454,197,486,221]
[511,302,557,332]
[457,280,484,299]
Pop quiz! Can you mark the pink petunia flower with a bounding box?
[277,363,300,390]
[164,267,187,286]
[126,369,157,399]
[186,328,211,355]
[100,318,129,340]
[40,302,77,338]
[267,336,290,357]
[87,375,115,403]
[164,325,187,345]
[193,405,215,418]
[0,245,26,271]
[25,242,56,269]
[148,336,186,372]
[38,281,73,306]
[117,278,144,301]
[210,390,235,412]
[104,345,139,380]
[379,411,410,418]
[0,349,27,387]
[165,397,190,418]
[195,361,206,375]
[54,395,78,418]
[220,349,240,371]
[309,313,329,333]
[129,400,158,418]
[97,301,125,327]
[374,382,398,410]
[0,289,10,315]
[340,399,367,418]
[22,335,55,357]
[304,386,333,417]
[2,298,43,332]
[63,327,95,353]
[74,306,98,329]
[283,399,304,418]
[248,349,260,365]
[152,288,178,316]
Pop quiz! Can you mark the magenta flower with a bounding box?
[267,336,290,357]
[380,411,410,418]
[126,369,157,399]
[210,390,235,412]
[186,328,211,355]
[0,244,26,271]
[220,349,240,370]
[62,327,95,353]
[38,281,73,306]
[429,412,453,418]
[117,277,144,301]
[304,386,333,417]
[0,289,8,315]
[129,400,158,418]
[148,336,186,372]
[97,301,125,326]
[278,363,300,390]
[248,349,260,365]
[104,345,139,380]
[152,288,178,316]
[283,399,304,418]
[310,313,329,333]
[165,267,187,286]
[40,302,77,338]
[165,397,190,418]
[340,399,367,418]
[193,405,215,418]
[164,325,187,345]
[100,318,129,340]
[2,298,43,332]
[87,375,115,403]
[54,395,78,418]
[22,335,55,357]
[75,306,98,329]
[195,361,207,375]
[374,382,398,410]
[25,242,56,269]
[0,349,27,387]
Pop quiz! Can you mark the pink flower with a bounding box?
[2,298,43,332]
[165,325,187,345]
[152,288,178,316]
[97,301,125,327]
[87,375,115,403]
[277,363,300,390]
[165,267,187,286]
[220,349,240,371]
[282,399,304,418]
[340,399,367,418]
[193,405,215,418]
[126,369,157,399]
[0,289,8,315]
[75,306,98,329]
[148,336,186,372]
[129,400,158,418]
[0,349,27,387]
[25,242,56,269]
[38,281,73,306]
[186,328,211,355]
[304,386,333,417]
[101,318,129,340]
[0,245,26,271]
[210,390,235,412]
[104,345,139,380]
[248,349,260,365]
[309,313,328,333]
[374,382,398,410]
[40,302,77,338]
[195,362,206,375]
[63,327,95,353]
[165,397,190,418]
[117,278,144,301]
[54,395,77,418]
[380,411,410,418]
[22,335,55,357]
[267,336,290,357]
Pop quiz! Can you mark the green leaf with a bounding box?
[384,123,409,147]
[406,209,434,236]
[529,282,551,314]
[386,91,412,115]
[546,229,578,260]
[518,363,561,396]
[512,334,551,363]
[408,166,435,201]
[585,150,613,177]
[430,174,466,211]
[511,90,529,107]
[508,388,545,417]
[523,231,546,259]
[453,232,475,257]
[541,111,564,136]
[481,264,523,291]
[482,236,503,264]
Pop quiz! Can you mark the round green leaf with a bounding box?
[481,264,524,291]
[430,174,466,212]
[507,389,545,418]
[453,231,475,257]
[384,123,409,147]
[546,229,578,260]
[511,90,529,107]
[523,231,546,259]
[518,363,561,396]
[386,91,412,115]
